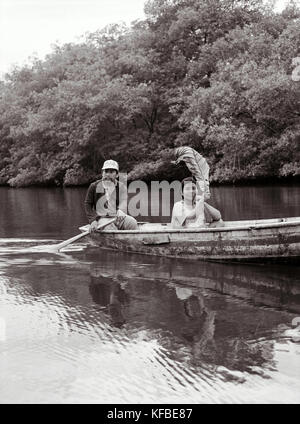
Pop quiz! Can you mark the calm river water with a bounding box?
[0,184,300,404]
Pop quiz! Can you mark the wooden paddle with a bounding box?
[53,217,117,252]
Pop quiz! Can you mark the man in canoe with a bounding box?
[171,177,224,228]
[84,159,138,231]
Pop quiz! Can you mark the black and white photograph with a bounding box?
[0,0,300,407]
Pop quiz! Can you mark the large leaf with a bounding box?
[174,146,211,199]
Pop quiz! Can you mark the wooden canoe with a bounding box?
[80,217,300,263]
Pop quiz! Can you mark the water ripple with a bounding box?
[1,239,300,403]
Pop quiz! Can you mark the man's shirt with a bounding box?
[84,179,128,223]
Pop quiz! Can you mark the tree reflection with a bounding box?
[174,287,278,374]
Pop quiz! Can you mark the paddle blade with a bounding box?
[53,217,117,252]
[54,230,90,252]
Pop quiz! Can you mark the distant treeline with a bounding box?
[0,0,299,187]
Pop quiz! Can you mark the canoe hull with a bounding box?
[86,218,300,263]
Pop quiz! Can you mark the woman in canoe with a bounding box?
[171,177,224,229]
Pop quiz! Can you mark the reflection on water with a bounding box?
[0,246,300,403]
[0,185,299,403]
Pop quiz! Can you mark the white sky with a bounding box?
[0,0,294,77]
[0,0,146,77]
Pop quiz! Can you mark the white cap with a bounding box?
[102,160,119,171]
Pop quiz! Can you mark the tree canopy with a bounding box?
[0,0,299,186]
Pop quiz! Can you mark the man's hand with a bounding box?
[89,220,99,233]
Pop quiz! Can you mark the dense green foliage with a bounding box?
[0,0,299,186]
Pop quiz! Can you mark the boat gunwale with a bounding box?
[91,218,300,235]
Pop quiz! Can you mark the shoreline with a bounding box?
[0,175,299,189]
